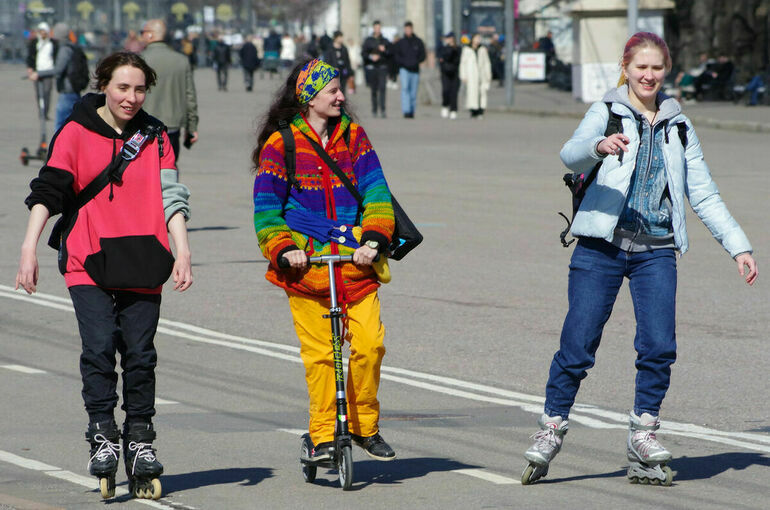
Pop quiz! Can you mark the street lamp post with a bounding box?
[628,0,638,36]
[504,0,515,106]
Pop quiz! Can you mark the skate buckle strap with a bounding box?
[127,441,157,474]
[87,434,120,468]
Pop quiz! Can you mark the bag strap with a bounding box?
[300,131,364,208]
[277,120,299,192]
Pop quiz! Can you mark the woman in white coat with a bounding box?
[459,34,492,118]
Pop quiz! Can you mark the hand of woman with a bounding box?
[172,251,193,292]
[284,249,308,269]
[15,249,39,294]
[597,133,630,156]
[735,252,758,286]
[353,245,377,266]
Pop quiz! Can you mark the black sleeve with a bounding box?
[26,39,35,69]
[25,165,75,216]
[418,39,426,63]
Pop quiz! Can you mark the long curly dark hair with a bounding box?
[251,58,356,172]
[251,60,310,171]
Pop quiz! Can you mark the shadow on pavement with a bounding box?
[536,468,627,484]
[160,467,274,494]
[306,457,481,491]
[669,452,770,481]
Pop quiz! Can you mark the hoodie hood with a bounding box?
[602,84,681,124]
[69,93,156,140]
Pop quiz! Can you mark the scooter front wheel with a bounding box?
[300,435,317,483]
[338,445,353,490]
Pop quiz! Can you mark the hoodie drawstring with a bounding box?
[108,139,117,201]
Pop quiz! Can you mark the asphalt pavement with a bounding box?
[0,62,768,509]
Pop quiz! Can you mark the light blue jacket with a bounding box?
[560,86,752,257]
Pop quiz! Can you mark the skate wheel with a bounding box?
[99,477,115,498]
[661,465,673,486]
[521,464,535,485]
[338,445,353,491]
[628,475,639,484]
[150,478,162,500]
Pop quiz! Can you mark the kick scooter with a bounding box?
[282,254,355,490]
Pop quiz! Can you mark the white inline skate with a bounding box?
[626,411,673,486]
[521,414,568,485]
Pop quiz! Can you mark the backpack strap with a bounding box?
[676,121,688,148]
[277,120,299,192]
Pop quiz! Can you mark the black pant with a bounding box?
[216,64,228,90]
[368,66,388,114]
[243,68,254,90]
[69,286,161,424]
[441,75,460,111]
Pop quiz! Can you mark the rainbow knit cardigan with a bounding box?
[253,113,395,301]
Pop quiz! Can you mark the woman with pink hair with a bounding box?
[521,32,757,486]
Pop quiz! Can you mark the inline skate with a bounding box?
[626,411,673,486]
[123,422,163,499]
[85,420,121,499]
[521,414,568,485]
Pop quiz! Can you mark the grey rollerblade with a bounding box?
[85,420,121,499]
[123,422,163,499]
[522,414,568,485]
[626,412,673,486]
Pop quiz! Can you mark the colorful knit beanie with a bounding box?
[295,59,339,104]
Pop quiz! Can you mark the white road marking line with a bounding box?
[155,398,178,405]
[452,468,518,485]
[1,364,47,374]
[2,285,769,455]
[277,428,306,436]
[0,449,192,509]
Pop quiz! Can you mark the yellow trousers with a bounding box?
[288,291,386,445]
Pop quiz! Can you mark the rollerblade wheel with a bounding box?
[300,437,317,483]
[149,479,162,500]
[338,445,353,491]
[521,464,535,485]
[99,476,115,499]
[661,465,673,487]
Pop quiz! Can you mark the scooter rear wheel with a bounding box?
[300,435,317,483]
[338,445,353,490]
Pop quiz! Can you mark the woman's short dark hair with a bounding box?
[93,51,157,91]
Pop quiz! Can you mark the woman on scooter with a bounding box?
[522,32,757,485]
[252,58,396,461]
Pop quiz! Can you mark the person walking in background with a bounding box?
[122,29,144,53]
[393,21,426,119]
[438,32,461,119]
[361,20,391,118]
[459,34,492,119]
[212,33,231,91]
[521,32,757,486]
[26,21,59,151]
[322,31,352,94]
[141,19,199,164]
[280,33,296,71]
[31,22,87,133]
[239,35,260,92]
[263,30,282,78]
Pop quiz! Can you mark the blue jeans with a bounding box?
[399,68,419,115]
[55,93,80,133]
[544,238,677,420]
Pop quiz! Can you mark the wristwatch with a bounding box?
[365,240,379,251]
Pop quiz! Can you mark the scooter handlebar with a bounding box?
[277,253,377,268]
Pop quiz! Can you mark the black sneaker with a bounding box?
[351,433,396,461]
[308,441,334,462]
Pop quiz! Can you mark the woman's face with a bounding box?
[471,34,481,47]
[624,46,666,105]
[101,64,147,125]
[307,77,345,119]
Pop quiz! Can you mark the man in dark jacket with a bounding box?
[26,21,59,148]
[393,21,426,118]
[361,20,391,117]
[239,35,259,91]
[212,33,231,91]
[322,31,352,94]
[438,32,461,119]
